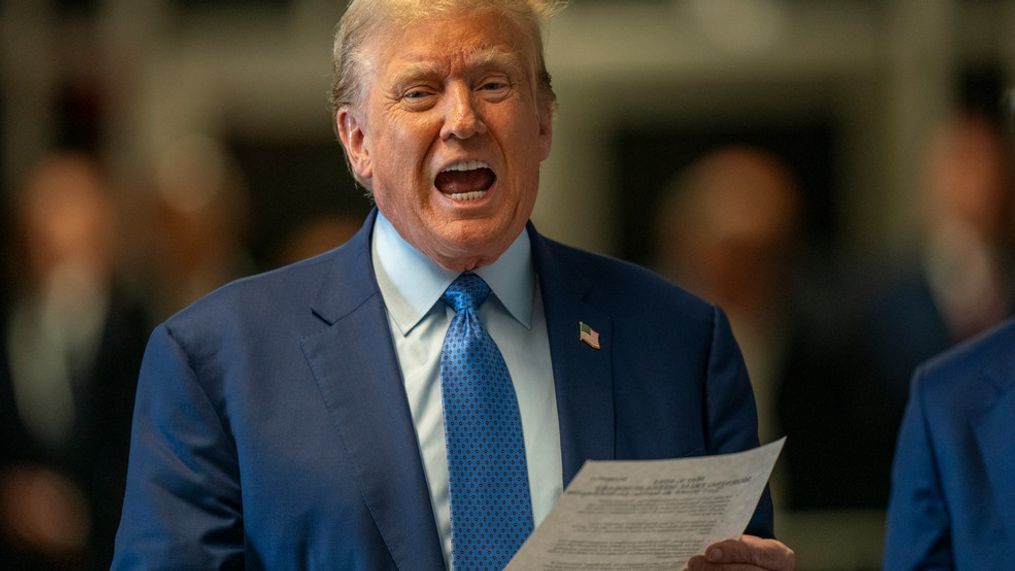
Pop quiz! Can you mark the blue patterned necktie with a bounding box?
[441,272,534,570]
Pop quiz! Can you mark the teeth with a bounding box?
[441,160,489,173]
[447,190,488,201]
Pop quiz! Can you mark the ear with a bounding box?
[537,104,553,162]
[337,107,373,181]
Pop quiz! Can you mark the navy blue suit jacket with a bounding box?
[112,211,772,569]
[884,318,1015,569]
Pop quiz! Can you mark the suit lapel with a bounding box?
[529,228,615,487]
[971,348,1015,536]
[301,211,444,570]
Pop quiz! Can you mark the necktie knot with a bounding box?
[443,272,491,314]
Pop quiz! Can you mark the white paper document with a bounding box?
[507,438,786,570]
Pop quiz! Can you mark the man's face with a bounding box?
[338,11,553,271]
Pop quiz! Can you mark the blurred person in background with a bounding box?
[654,146,803,449]
[146,134,255,320]
[780,110,1014,511]
[0,152,151,569]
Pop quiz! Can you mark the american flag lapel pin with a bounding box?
[578,321,601,350]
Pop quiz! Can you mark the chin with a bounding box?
[427,229,507,271]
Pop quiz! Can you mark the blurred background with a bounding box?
[2,0,1014,569]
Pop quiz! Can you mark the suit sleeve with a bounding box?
[111,324,245,570]
[704,306,774,538]
[882,369,952,570]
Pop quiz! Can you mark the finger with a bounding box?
[703,536,795,570]
[737,535,795,570]
[703,539,752,563]
[689,553,773,571]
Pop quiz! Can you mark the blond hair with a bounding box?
[329,0,565,126]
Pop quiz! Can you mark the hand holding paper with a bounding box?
[507,438,788,570]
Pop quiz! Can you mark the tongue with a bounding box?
[435,168,495,195]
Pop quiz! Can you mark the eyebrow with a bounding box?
[388,47,527,90]
[467,48,526,75]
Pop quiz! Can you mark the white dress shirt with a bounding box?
[371,212,563,568]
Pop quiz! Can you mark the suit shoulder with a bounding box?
[914,318,1015,404]
[165,248,339,334]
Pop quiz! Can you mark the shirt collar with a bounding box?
[371,211,535,336]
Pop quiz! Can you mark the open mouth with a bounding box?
[434,160,496,201]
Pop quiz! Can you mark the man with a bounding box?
[112,1,794,569]
[884,94,1015,570]
[883,317,1015,569]
[654,146,803,447]
[2,153,150,569]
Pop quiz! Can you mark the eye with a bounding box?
[475,77,513,102]
[403,88,433,100]
[399,86,438,110]
[479,81,509,91]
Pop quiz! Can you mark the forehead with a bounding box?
[368,11,538,79]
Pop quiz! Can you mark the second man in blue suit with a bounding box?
[884,318,1015,569]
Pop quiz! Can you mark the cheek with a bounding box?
[508,112,549,169]
[372,138,427,197]
[392,115,438,162]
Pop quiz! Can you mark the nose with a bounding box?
[440,83,487,140]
